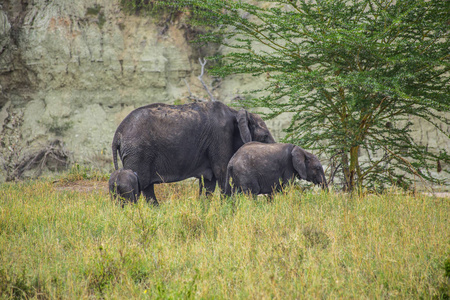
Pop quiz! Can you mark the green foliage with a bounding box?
[84,245,151,296]
[119,0,215,40]
[123,198,162,246]
[441,256,450,299]
[119,0,188,18]
[86,5,102,16]
[302,225,330,249]
[156,0,450,191]
[445,257,450,279]
[173,98,185,105]
[0,267,47,299]
[59,163,109,182]
[86,4,106,29]
[43,115,73,136]
[0,179,449,298]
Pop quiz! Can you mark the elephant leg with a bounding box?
[131,192,138,204]
[243,187,259,199]
[267,190,276,202]
[199,177,217,197]
[198,180,203,196]
[236,176,260,197]
[142,184,159,206]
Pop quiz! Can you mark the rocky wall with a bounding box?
[0,0,224,181]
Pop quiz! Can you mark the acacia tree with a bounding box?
[151,0,450,191]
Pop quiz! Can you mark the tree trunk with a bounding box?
[348,145,360,191]
[342,152,351,191]
[342,146,360,192]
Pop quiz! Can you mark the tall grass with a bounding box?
[0,179,449,299]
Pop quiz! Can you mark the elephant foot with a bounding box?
[149,199,159,207]
[142,184,159,206]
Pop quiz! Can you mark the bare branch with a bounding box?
[198,58,217,101]
[10,139,70,181]
[183,79,207,102]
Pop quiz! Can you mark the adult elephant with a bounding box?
[112,101,275,205]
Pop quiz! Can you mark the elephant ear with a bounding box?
[292,146,307,180]
[236,109,252,143]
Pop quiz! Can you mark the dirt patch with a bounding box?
[53,180,108,193]
[52,179,450,199]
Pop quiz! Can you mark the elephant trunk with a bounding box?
[320,177,328,191]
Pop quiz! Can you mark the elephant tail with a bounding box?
[112,134,120,170]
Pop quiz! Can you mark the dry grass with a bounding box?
[0,177,449,299]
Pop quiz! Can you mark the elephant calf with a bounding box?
[109,169,140,205]
[225,142,327,196]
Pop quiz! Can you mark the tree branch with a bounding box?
[198,58,216,101]
[183,79,207,102]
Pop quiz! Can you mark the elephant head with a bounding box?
[109,169,141,205]
[292,146,328,188]
[236,109,275,144]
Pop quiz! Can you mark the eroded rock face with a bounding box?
[0,0,218,180]
[0,10,11,76]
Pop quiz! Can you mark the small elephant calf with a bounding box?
[225,142,327,196]
[109,169,140,205]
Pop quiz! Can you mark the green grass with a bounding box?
[0,178,449,299]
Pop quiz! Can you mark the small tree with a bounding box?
[152,0,450,191]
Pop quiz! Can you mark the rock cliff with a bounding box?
[0,0,227,181]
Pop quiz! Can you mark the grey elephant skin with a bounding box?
[225,142,327,196]
[112,101,275,204]
[109,169,140,205]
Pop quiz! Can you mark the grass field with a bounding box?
[0,174,449,299]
